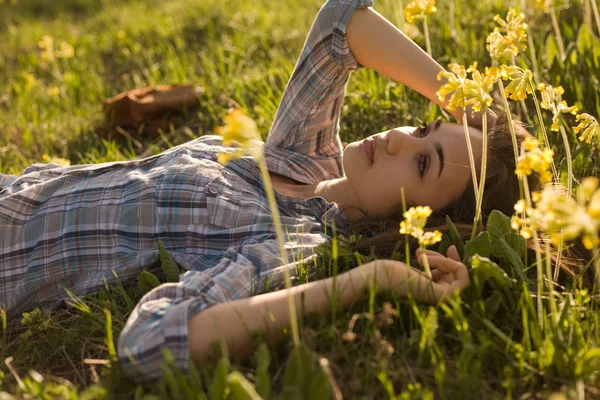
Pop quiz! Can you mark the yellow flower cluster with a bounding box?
[500,65,533,101]
[215,109,264,165]
[487,8,528,62]
[538,83,579,131]
[437,63,498,113]
[573,113,600,144]
[399,206,442,246]
[38,35,75,62]
[534,0,566,13]
[404,0,437,24]
[515,137,554,184]
[511,179,600,249]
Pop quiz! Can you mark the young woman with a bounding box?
[0,0,537,382]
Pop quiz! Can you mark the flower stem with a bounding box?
[529,78,559,182]
[558,124,573,198]
[497,81,520,167]
[472,109,488,238]
[423,17,432,57]
[522,166,545,329]
[401,187,410,269]
[462,111,479,196]
[257,156,300,347]
[420,247,433,279]
[549,6,566,61]
[545,240,557,321]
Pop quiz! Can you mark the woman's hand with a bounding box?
[373,245,470,304]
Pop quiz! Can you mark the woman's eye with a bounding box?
[418,155,428,176]
[416,123,428,138]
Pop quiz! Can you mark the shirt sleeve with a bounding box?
[266,0,374,181]
[117,239,308,382]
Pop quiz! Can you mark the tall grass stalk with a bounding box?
[497,81,520,167]
[590,0,600,37]
[521,163,545,329]
[423,17,432,57]
[528,78,559,182]
[549,5,566,61]
[472,108,488,238]
[256,156,300,347]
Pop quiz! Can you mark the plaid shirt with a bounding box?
[0,0,373,381]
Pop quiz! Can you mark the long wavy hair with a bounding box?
[351,114,593,287]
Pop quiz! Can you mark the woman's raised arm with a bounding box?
[346,7,465,122]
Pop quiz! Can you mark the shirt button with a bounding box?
[208,187,218,194]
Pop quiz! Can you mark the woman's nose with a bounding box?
[386,128,420,155]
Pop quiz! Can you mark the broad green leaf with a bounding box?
[158,241,181,282]
[438,232,452,257]
[486,210,511,241]
[463,231,491,267]
[138,270,161,296]
[255,344,271,399]
[490,238,527,282]
[446,216,465,258]
[576,23,593,55]
[209,358,230,400]
[307,360,332,400]
[227,371,263,400]
[471,255,516,289]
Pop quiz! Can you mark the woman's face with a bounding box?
[342,120,483,218]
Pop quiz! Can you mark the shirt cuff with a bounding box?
[328,0,374,70]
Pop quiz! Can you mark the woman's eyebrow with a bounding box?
[435,142,445,178]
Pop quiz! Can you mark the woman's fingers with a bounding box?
[446,245,460,262]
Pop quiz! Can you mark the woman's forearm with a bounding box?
[187,262,377,364]
[346,7,463,121]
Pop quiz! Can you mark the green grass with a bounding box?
[1,0,600,398]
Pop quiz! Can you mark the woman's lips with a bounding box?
[363,138,376,164]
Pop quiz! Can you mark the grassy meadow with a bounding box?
[1,0,600,398]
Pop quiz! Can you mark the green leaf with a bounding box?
[209,358,230,400]
[438,233,452,257]
[490,238,527,282]
[282,343,332,400]
[307,360,332,400]
[486,210,511,241]
[446,216,465,258]
[419,307,439,351]
[577,23,593,55]
[471,255,516,289]
[255,344,271,399]
[227,371,263,400]
[137,270,161,296]
[463,231,491,267]
[482,290,503,318]
[158,241,181,282]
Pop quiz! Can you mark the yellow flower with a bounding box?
[463,63,499,112]
[515,137,554,184]
[573,113,600,144]
[215,109,264,165]
[55,41,74,59]
[513,185,600,249]
[437,63,498,113]
[487,8,528,62]
[399,206,442,247]
[38,35,55,62]
[500,65,533,101]
[46,86,60,97]
[538,83,579,132]
[437,63,468,111]
[404,0,437,24]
